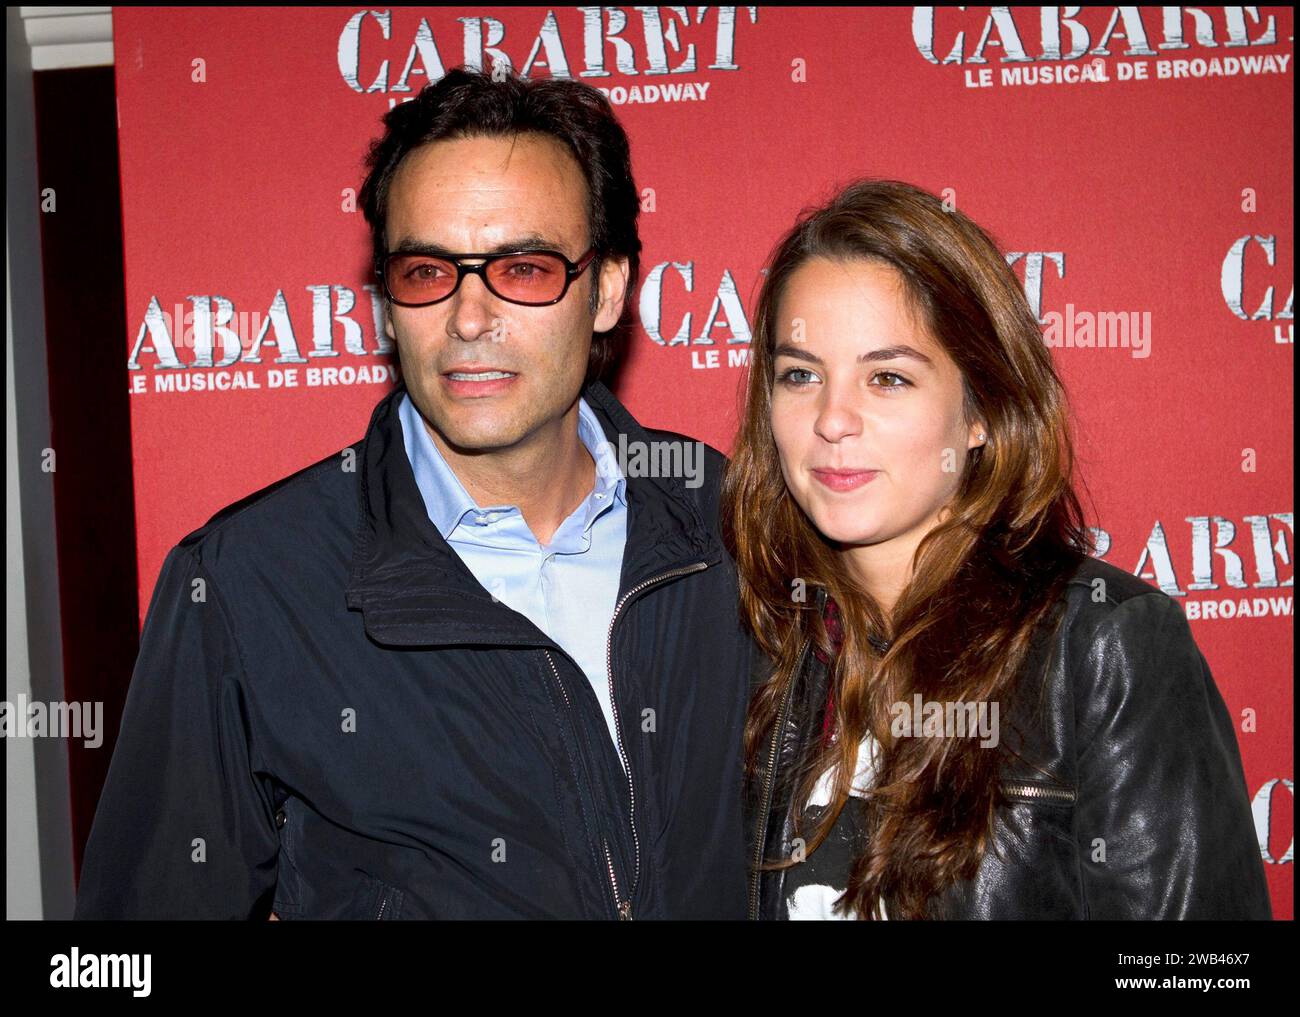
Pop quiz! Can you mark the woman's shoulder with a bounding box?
[1059,553,1168,610]
[1049,554,1209,706]
[1049,554,1193,641]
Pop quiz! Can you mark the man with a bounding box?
[75,67,757,920]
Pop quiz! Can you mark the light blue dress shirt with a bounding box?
[398,391,629,756]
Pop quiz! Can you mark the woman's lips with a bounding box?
[810,468,880,492]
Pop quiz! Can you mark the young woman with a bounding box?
[722,179,1271,920]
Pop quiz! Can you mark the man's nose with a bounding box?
[446,270,498,341]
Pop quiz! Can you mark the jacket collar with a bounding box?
[344,378,723,647]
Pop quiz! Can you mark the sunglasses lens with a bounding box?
[386,255,458,304]
[486,253,567,304]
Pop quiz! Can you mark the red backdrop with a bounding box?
[112,6,1293,917]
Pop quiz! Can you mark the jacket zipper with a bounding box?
[602,560,710,921]
[748,637,811,921]
[540,652,621,925]
[1001,780,1077,803]
[546,651,572,710]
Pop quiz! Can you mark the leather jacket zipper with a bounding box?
[1001,780,1077,803]
[748,637,811,921]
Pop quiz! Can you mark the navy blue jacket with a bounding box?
[75,380,755,920]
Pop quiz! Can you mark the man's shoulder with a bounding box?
[636,423,728,520]
[172,442,361,570]
[639,424,728,469]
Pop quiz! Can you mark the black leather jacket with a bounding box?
[747,555,1273,920]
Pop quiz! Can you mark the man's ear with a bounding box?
[593,255,630,333]
[382,299,398,347]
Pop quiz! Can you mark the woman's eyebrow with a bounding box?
[860,344,933,365]
[772,342,933,365]
[772,343,821,363]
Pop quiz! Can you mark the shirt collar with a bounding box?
[399,391,626,541]
[578,394,629,521]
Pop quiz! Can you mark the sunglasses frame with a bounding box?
[378,247,598,308]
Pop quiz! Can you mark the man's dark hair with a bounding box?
[359,66,642,384]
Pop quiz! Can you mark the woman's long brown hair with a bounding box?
[722,179,1095,919]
